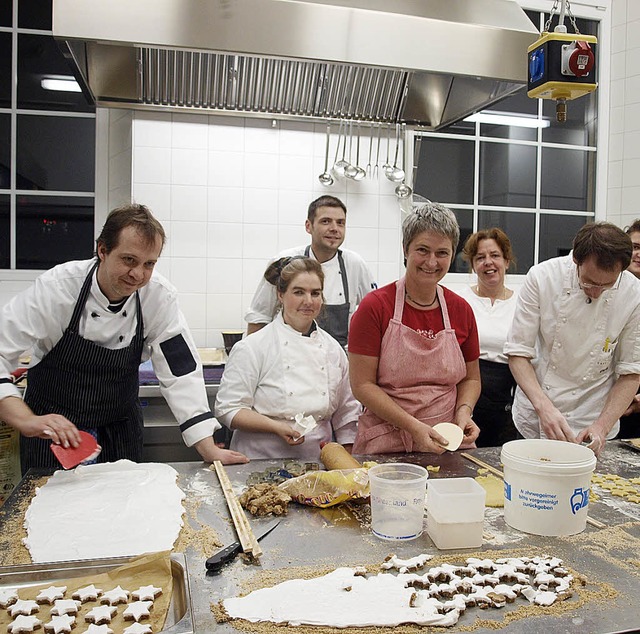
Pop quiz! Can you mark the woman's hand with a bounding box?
[412,423,448,454]
[272,420,304,446]
[454,407,480,445]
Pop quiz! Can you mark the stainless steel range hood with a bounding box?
[53,0,539,130]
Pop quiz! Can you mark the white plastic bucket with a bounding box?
[501,439,596,536]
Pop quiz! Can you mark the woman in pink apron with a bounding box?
[349,203,481,454]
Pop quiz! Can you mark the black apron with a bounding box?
[618,388,640,438]
[21,261,145,474]
[474,359,521,448]
[304,246,350,347]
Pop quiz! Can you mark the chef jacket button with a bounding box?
[583,377,587,381]
[552,365,556,370]
[557,343,562,348]
[562,317,567,322]
[544,385,550,390]
[322,391,326,396]
[119,336,124,342]
[284,341,288,345]
[572,390,576,395]
[289,392,293,396]
[590,351,594,356]
[91,312,99,318]
[123,310,127,317]
[320,366,325,370]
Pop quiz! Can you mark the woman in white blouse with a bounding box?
[215,257,359,460]
[457,229,520,447]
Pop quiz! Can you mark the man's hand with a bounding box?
[623,394,640,417]
[194,437,249,464]
[537,403,577,443]
[16,413,81,449]
[576,425,606,458]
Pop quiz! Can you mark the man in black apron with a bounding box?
[245,195,376,347]
[0,204,248,473]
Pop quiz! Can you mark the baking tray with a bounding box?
[0,552,193,634]
[618,438,640,453]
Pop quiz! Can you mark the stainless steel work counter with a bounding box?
[177,443,640,634]
[2,444,640,633]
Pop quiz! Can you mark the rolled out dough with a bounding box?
[475,474,504,507]
[432,423,463,451]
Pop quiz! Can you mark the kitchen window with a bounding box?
[414,10,599,275]
[0,0,96,271]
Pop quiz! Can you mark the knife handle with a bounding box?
[205,541,242,571]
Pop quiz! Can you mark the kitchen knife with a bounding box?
[205,518,281,572]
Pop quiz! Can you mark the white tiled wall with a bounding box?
[131,112,405,348]
[609,0,640,229]
[2,2,636,353]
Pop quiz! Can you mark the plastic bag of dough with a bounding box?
[277,467,373,508]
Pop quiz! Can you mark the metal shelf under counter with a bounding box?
[139,382,229,463]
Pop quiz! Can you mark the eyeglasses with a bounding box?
[577,265,621,291]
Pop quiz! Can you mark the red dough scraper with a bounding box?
[50,430,102,469]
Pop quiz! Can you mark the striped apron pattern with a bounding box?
[21,261,145,474]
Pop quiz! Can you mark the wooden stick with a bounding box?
[460,452,605,530]
[212,461,262,558]
[460,452,504,478]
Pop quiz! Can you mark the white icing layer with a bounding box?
[23,460,185,563]
[223,554,574,628]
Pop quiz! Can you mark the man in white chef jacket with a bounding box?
[505,222,640,456]
[244,195,376,347]
[0,203,248,473]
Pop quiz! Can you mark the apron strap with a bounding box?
[67,260,99,334]
[336,250,349,306]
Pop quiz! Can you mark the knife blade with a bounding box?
[205,518,281,572]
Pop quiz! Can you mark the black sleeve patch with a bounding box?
[160,334,197,377]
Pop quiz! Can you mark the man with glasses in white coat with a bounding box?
[505,222,640,456]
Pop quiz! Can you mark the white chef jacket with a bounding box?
[456,285,518,364]
[215,312,359,460]
[0,259,218,447]
[244,245,376,326]
[504,254,640,439]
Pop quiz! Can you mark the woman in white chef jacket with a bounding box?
[214,257,359,460]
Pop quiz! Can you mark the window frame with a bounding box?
[0,0,97,278]
[412,1,611,284]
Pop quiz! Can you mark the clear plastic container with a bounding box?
[426,478,486,549]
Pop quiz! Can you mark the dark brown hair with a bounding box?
[307,195,347,223]
[625,219,640,236]
[96,203,166,255]
[462,228,516,272]
[264,256,325,295]
[572,222,632,271]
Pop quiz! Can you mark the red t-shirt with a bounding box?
[348,281,480,362]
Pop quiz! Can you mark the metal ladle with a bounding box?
[332,119,350,177]
[350,122,366,181]
[318,122,334,186]
[395,124,412,198]
[386,123,406,183]
[344,120,359,179]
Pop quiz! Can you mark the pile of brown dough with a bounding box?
[239,483,292,516]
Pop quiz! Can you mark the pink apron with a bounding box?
[353,277,467,454]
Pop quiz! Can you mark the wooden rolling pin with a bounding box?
[320,442,362,470]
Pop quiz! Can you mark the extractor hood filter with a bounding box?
[54,0,539,130]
